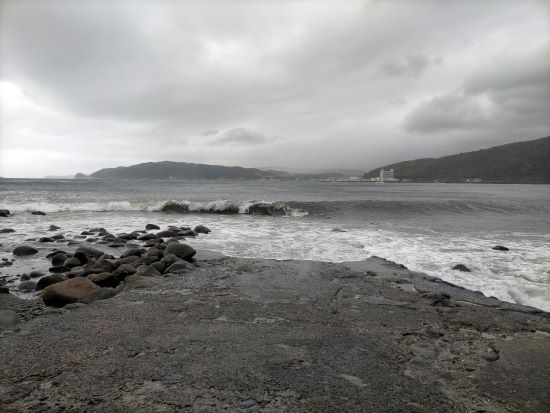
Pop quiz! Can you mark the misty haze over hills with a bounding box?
[72,136,550,183]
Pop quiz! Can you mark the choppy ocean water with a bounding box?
[1,178,549,311]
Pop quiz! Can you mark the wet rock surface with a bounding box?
[0,255,549,412]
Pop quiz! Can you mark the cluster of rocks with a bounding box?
[5,223,211,308]
[0,209,47,217]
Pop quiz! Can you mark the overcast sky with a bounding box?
[1,0,549,177]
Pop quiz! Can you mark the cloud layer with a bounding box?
[1,0,548,177]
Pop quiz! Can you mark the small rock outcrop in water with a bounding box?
[194,225,211,234]
[145,223,160,231]
[13,245,38,256]
[0,209,10,217]
[452,264,471,272]
[0,228,15,233]
[42,277,100,307]
[31,210,46,216]
[492,245,509,251]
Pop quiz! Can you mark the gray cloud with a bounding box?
[380,53,441,78]
[0,0,548,177]
[404,46,550,136]
[215,128,269,145]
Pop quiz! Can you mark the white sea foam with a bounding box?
[1,209,548,311]
[2,199,308,217]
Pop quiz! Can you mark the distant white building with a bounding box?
[379,169,398,182]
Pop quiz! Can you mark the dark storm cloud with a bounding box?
[0,0,548,177]
[404,92,488,134]
[404,47,550,135]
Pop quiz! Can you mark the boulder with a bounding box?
[161,253,183,268]
[47,250,68,259]
[145,223,160,231]
[75,245,105,259]
[164,260,194,274]
[164,243,196,262]
[138,233,158,241]
[51,252,68,266]
[113,264,136,278]
[177,229,197,237]
[39,237,54,243]
[492,245,509,251]
[17,280,37,293]
[151,261,165,274]
[141,256,161,264]
[87,272,120,288]
[452,264,471,272]
[49,225,61,231]
[116,233,133,240]
[13,245,38,256]
[108,242,125,248]
[156,230,177,238]
[0,209,10,217]
[31,210,46,215]
[121,248,144,258]
[42,277,100,307]
[20,274,30,281]
[64,270,85,278]
[36,274,66,291]
[116,256,140,266]
[72,251,88,265]
[143,239,161,248]
[134,264,162,277]
[29,270,45,278]
[78,260,104,276]
[0,228,15,233]
[96,257,117,272]
[124,275,161,289]
[77,286,119,304]
[49,265,70,273]
[146,247,164,258]
[63,256,82,268]
[194,225,211,234]
[51,233,65,240]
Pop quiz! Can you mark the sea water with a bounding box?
[1,179,549,311]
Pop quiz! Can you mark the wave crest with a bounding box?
[158,200,308,217]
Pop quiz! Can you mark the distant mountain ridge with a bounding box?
[76,161,344,180]
[363,136,550,183]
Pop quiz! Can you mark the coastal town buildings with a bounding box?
[379,169,398,182]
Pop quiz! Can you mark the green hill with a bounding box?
[363,136,550,183]
[76,161,345,180]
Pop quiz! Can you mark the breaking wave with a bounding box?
[4,199,547,217]
[159,200,308,216]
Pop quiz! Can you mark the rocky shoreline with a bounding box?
[1,218,550,411]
